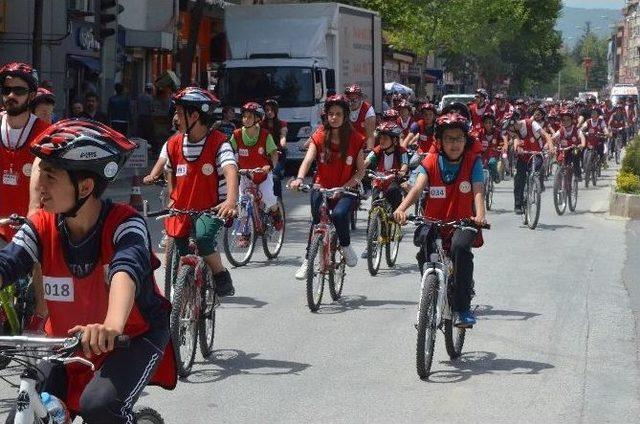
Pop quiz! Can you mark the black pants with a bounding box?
[514,156,543,208]
[566,151,582,179]
[415,227,476,312]
[6,325,169,424]
[373,182,403,212]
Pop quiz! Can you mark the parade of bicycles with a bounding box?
[0,0,638,423]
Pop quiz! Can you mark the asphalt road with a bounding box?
[0,163,638,423]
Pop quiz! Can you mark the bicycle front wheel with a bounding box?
[568,171,578,212]
[199,265,216,359]
[223,206,256,267]
[526,175,541,230]
[306,235,326,312]
[328,235,345,301]
[262,198,285,259]
[553,168,566,215]
[385,222,401,267]
[485,176,494,211]
[366,210,383,276]
[170,263,199,377]
[416,273,439,379]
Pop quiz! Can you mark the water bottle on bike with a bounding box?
[41,392,71,424]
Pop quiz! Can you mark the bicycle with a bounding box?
[0,333,164,423]
[147,208,221,377]
[365,171,403,276]
[483,167,494,211]
[406,145,427,217]
[292,184,357,312]
[582,144,599,188]
[410,216,490,379]
[610,129,624,165]
[518,151,544,230]
[223,168,285,267]
[552,146,580,215]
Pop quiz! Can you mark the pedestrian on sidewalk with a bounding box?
[137,83,157,155]
[107,82,132,135]
[83,91,108,124]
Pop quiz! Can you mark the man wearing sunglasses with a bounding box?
[0,62,51,330]
[345,84,376,150]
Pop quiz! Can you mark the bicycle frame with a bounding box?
[313,193,335,275]
[418,241,452,330]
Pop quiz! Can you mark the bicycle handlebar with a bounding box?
[0,333,130,352]
[406,215,491,230]
[0,214,27,227]
[144,207,226,222]
[239,168,267,176]
[290,183,359,197]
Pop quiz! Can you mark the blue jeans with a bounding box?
[309,189,355,248]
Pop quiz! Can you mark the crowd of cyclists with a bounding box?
[0,59,634,422]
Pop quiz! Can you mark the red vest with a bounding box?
[0,113,49,241]
[492,103,512,123]
[397,116,415,138]
[610,113,625,131]
[372,145,406,172]
[416,120,435,153]
[312,127,365,188]
[234,127,271,170]
[518,119,542,162]
[165,130,226,237]
[260,119,287,146]
[422,152,483,247]
[585,118,604,147]
[351,101,371,139]
[30,203,176,411]
[470,102,489,130]
[558,125,580,147]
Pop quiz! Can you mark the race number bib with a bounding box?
[238,148,249,157]
[2,171,17,186]
[43,276,74,302]
[175,164,187,177]
[429,186,446,199]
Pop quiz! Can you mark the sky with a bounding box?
[563,0,624,9]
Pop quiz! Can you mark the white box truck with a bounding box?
[216,2,383,160]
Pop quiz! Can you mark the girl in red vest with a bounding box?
[411,103,437,153]
[478,112,501,183]
[396,99,416,146]
[290,95,366,278]
[551,108,586,180]
[394,112,486,328]
[261,99,288,199]
[0,119,177,422]
[580,107,610,166]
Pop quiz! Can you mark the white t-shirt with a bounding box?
[349,104,375,123]
[517,120,543,140]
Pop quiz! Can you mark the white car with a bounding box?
[437,94,476,113]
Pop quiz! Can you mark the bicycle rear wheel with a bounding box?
[416,273,439,379]
[526,174,541,229]
[366,210,383,276]
[385,223,401,268]
[444,318,466,359]
[135,407,165,424]
[170,263,199,377]
[223,205,256,267]
[262,199,285,259]
[328,235,345,301]
[306,235,326,312]
[583,150,591,188]
[553,168,566,215]
[199,265,217,359]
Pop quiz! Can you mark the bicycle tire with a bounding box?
[198,265,216,359]
[328,235,345,301]
[306,235,325,312]
[223,206,256,267]
[527,175,541,230]
[569,172,578,212]
[444,318,466,359]
[163,239,178,301]
[366,210,383,276]
[553,168,566,215]
[522,180,529,226]
[416,272,439,379]
[485,177,494,211]
[134,407,165,424]
[591,160,597,187]
[385,222,401,268]
[170,264,198,377]
[262,198,286,259]
[583,150,591,188]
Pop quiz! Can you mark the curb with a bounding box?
[609,183,640,219]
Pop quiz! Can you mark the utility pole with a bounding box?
[32,0,43,70]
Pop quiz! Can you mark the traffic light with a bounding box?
[96,0,123,41]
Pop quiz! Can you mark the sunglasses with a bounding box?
[1,86,30,96]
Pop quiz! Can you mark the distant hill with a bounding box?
[556,6,621,47]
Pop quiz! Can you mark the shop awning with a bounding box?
[68,55,101,73]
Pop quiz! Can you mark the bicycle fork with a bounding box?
[416,264,446,329]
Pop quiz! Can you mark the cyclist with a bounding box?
[345,84,376,149]
[608,104,627,155]
[291,94,366,278]
[551,108,586,180]
[30,87,56,124]
[361,122,408,259]
[230,102,282,233]
[404,103,437,152]
[580,107,610,170]
[396,99,417,146]
[0,119,177,423]
[492,92,513,124]
[393,112,486,328]
[478,112,501,183]
[165,87,238,297]
[212,105,237,141]
[469,88,491,130]
[261,99,288,199]
[512,107,555,213]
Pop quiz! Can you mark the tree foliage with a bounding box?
[344,0,563,93]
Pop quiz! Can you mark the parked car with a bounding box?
[437,94,476,113]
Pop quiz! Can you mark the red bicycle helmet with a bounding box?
[435,112,471,141]
[420,103,437,113]
[31,87,55,108]
[264,99,279,113]
[32,119,136,182]
[382,109,400,121]
[0,62,39,91]
[396,99,412,111]
[345,84,363,97]
[375,121,402,139]
[324,94,350,116]
[172,87,219,116]
[494,92,506,101]
[241,102,264,120]
[475,88,489,99]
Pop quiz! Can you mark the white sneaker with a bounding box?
[342,245,358,267]
[295,259,309,280]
